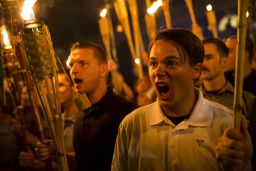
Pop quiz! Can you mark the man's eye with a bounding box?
[149,61,157,67]
[79,61,88,67]
[204,55,213,60]
[166,60,177,67]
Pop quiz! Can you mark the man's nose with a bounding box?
[202,59,207,65]
[155,64,166,77]
[70,63,78,75]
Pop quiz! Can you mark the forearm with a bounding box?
[26,130,40,148]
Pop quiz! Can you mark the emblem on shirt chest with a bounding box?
[195,139,205,146]
[193,129,210,147]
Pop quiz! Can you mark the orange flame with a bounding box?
[21,0,37,20]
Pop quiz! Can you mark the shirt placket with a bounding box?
[167,121,189,171]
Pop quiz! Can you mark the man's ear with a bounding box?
[193,63,202,79]
[100,63,109,78]
[220,57,228,68]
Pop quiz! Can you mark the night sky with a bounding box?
[34,0,251,86]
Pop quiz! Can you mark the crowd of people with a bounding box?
[0,28,256,171]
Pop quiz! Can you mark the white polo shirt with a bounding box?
[112,89,233,171]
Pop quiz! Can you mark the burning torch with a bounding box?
[20,0,68,170]
[206,4,218,38]
[114,0,143,79]
[145,0,156,43]
[233,0,249,130]
[1,20,31,152]
[128,0,145,79]
[162,0,172,28]
[146,0,162,42]
[1,0,55,153]
[98,6,123,96]
[184,0,204,40]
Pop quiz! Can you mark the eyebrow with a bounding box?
[205,53,214,57]
[149,55,180,61]
[69,58,88,64]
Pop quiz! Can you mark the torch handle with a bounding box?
[233,0,249,130]
[185,0,197,25]
[162,0,172,28]
[15,44,54,171]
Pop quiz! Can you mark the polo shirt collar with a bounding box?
[149,101,167,126]
[201,81,234,95]
[149,89,213,127]
[187,89,213,127]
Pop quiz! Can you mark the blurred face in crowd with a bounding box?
[58,73,75,105]
[148,39,200,114]
[225,37,237,71]
[68,48,108,97]
[135,76,151,94]
[201,43,227,81]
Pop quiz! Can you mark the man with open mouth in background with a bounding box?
[67,41,137,171]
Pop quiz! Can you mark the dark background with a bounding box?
[34,0,256,87]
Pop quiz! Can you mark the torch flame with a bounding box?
[135,58,140,65]
[206,4,213,11]
[21,0,37,21]
[147,0,162,15]
[100,8,108,18]
[246,11,249,18]
[1,27,12,49]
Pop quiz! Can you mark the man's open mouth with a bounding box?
[73,78,83,84]
[156,82,169,95]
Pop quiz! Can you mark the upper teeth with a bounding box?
[157,83,167,87]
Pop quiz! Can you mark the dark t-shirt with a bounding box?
[73,88,137,171]
[165,115,190,126]
[225,69,256,95]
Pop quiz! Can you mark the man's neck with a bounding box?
[89,82,108,105]
[202,74,226,92]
